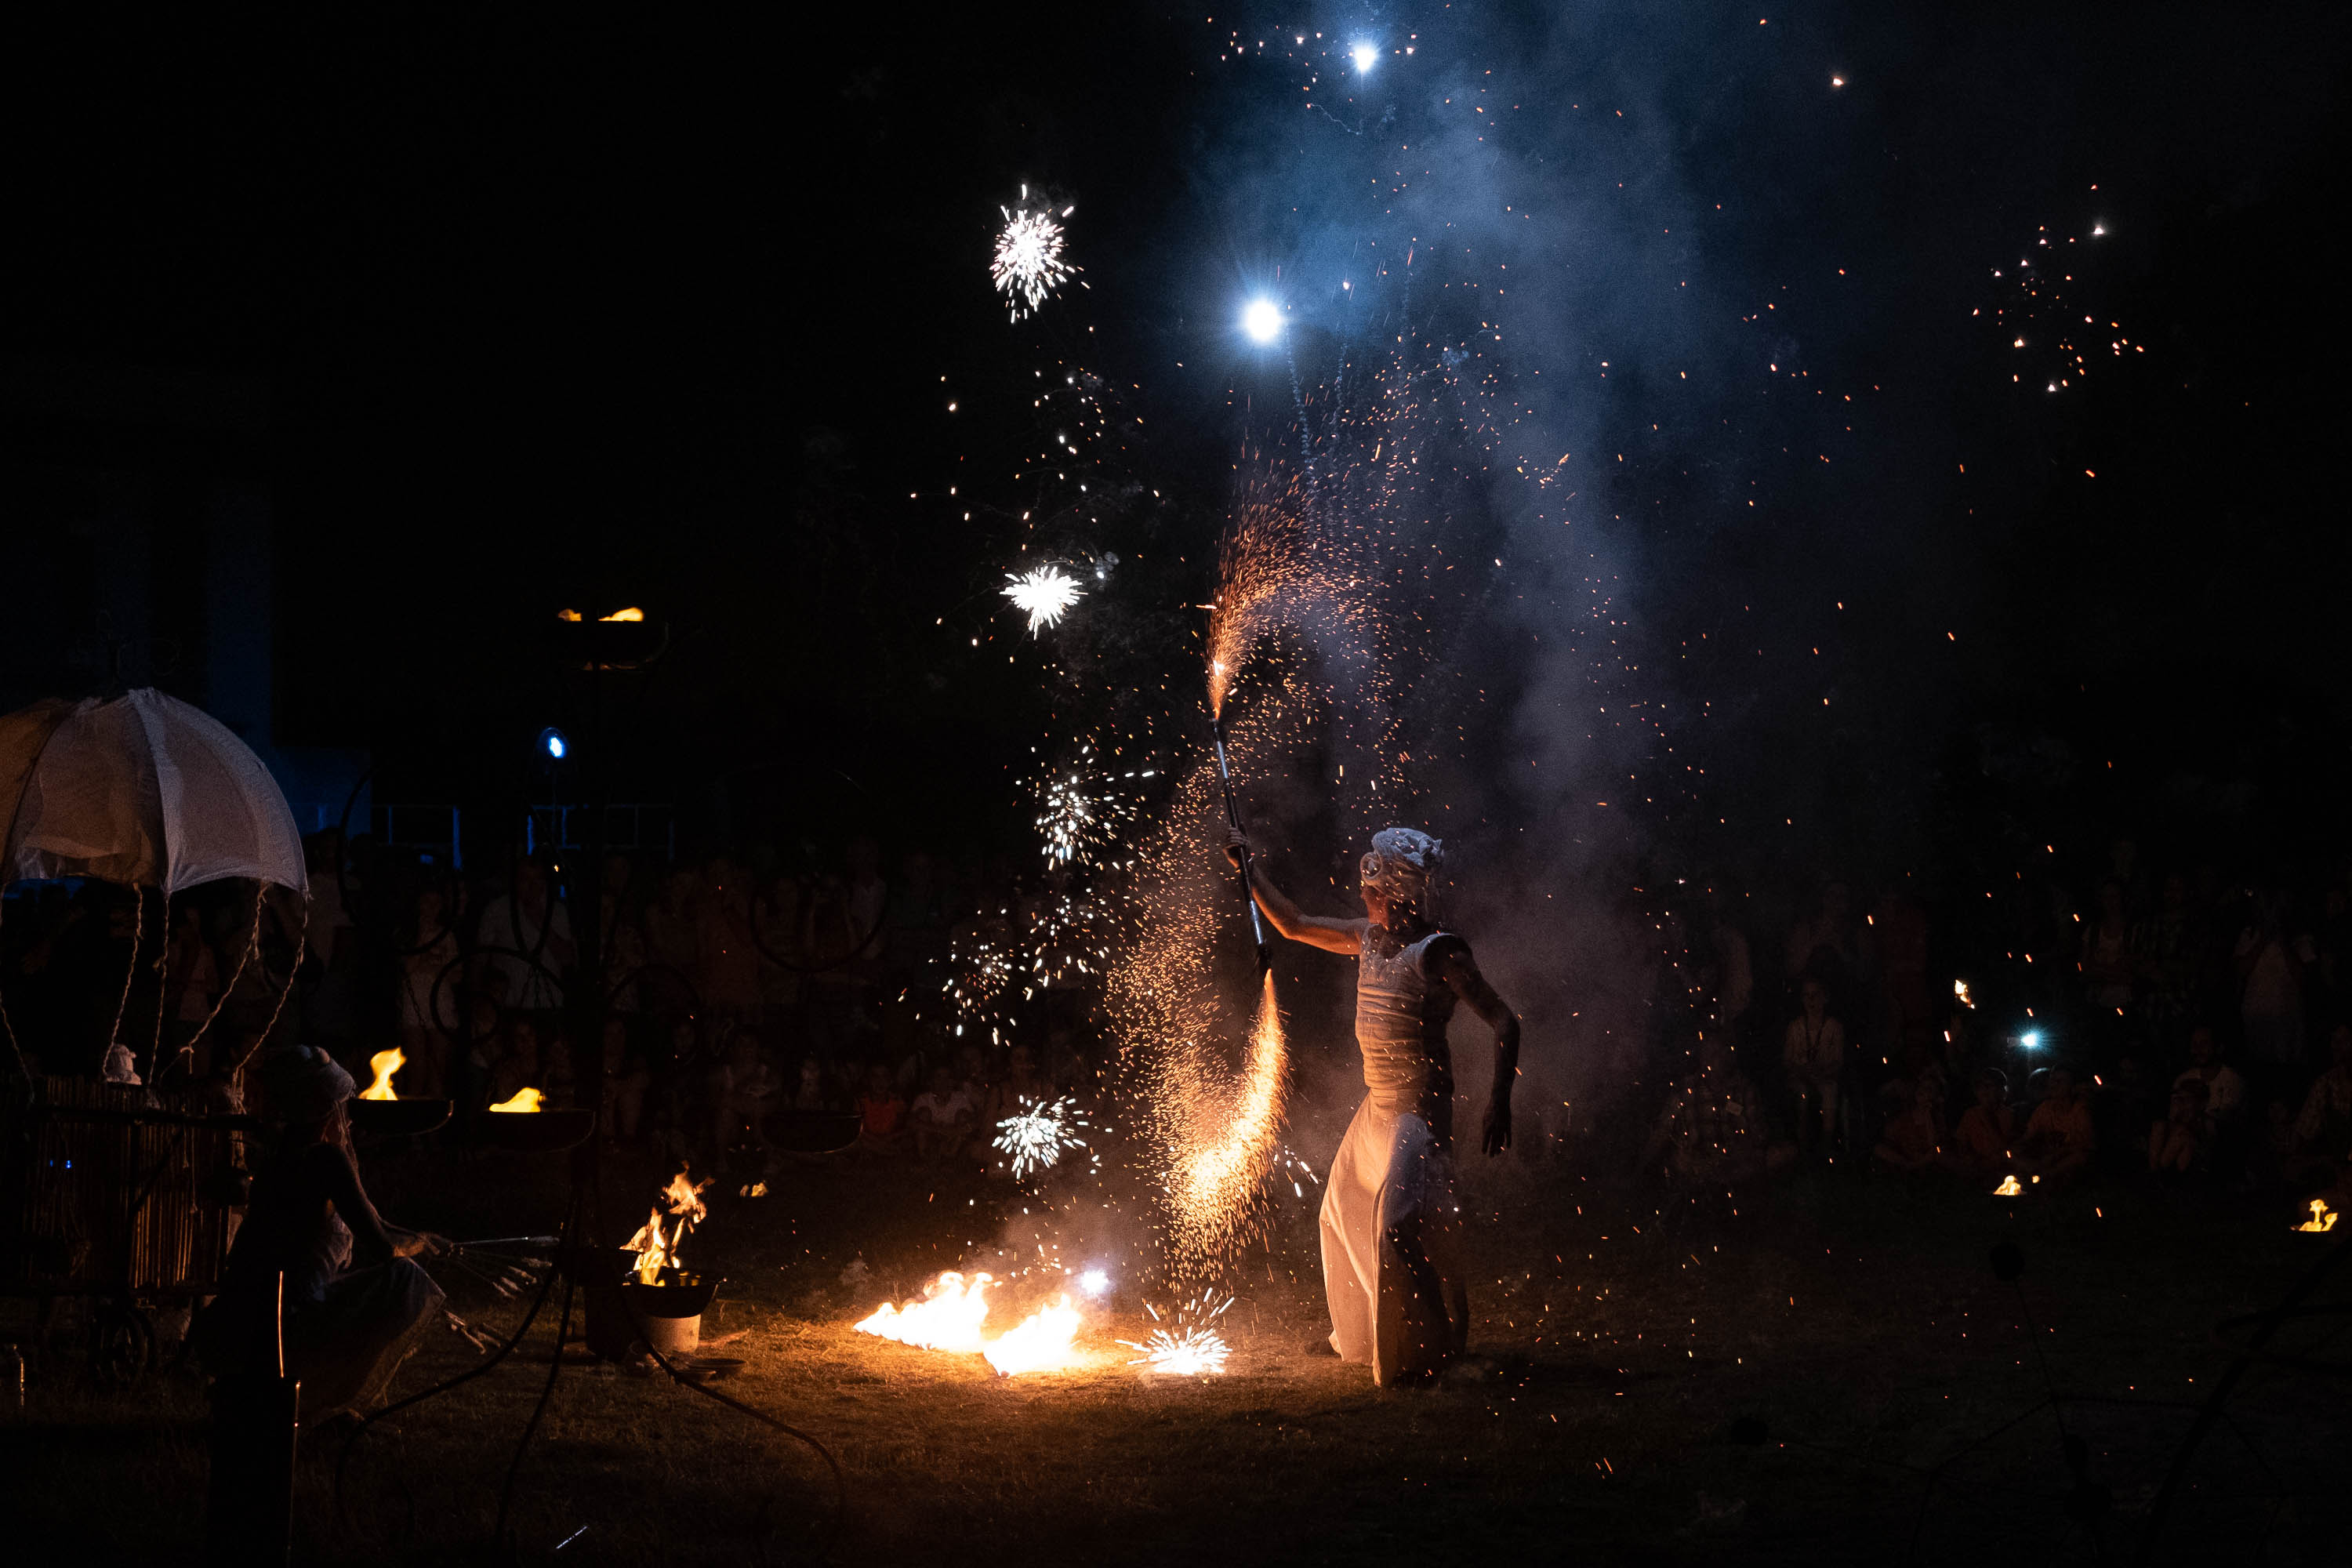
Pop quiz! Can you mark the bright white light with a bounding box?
[2020,1030,2041,1050]
[1351,42,1377,71]
[1078,1269,1111,1297]
[539,728,567,760]
[1242,298,1283,343]
[1001,566,1083,635]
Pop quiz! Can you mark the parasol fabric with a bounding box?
[0,688,307,895]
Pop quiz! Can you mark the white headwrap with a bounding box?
[1360,826,1442,911]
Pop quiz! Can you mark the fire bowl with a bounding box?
[477,1106,594,1151]
[760,1110,864,1155]
[346,1098,451,1138]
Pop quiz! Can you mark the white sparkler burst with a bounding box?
[1002,564,1083,634]
[993,1094,1091,1179]
[1120,1291,1235,1375]
[992,194,1076,321]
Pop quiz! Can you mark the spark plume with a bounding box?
[993,195,1076,321]
[1003,564,1084,634]
[1120,1290,1236,1375]
[1166,970,1288,1261]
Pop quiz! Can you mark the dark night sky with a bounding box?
[4,5,2347,865]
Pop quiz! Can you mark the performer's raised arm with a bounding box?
[1223,828,1366,953]
[1433,946,1522,1156]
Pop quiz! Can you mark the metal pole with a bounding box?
[1208,716,1270,973]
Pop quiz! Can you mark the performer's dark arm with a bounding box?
[1435,946,1522,1156]
[1224,830,1365,954]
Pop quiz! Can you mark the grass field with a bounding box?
[7,1132,2345,1565]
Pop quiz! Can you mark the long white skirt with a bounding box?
[1319,1095,1470,1385]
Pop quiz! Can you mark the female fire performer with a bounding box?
[196,1046,447,1420]
[1225,824,1522,1386]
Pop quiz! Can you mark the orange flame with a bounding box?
[855,1271,994,1353]
[623,1207,672,1284]
[488,1086,543,1113]
[981,1295,1083,1375]
[360,1047,404,1101]
[2296,1199,2339,1233]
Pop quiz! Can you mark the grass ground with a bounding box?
[7,1130,2346,1566]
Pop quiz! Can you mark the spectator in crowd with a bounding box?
[910,1065,975,1163]
[755,870,805,1045]
[485,1017,542,1110]
[2235,887,2314,1083]
[1640,1033,1794,1185]
[855,1063,908,1156]
[1697,886,1754,1041]
[2019,1066,2096,1185]
[477,858,573,1018]
[2081,879,2135,1015]
[791,1054,833,1112]
[2132,872,2198,1058]
[539,1033,578,1109]
[1949,1069,2015,1182]
[1873,878,1933,1065]
[2148,1079,2209,1174]
[710,1025,780,1166]
[396,884,461,1099]
[1785,877,1872,1007]
[2289,1021,2352,1182]
[986,1043,1047,1124]
[1872,1080,1941,1174]
[2172,1023,2245,1123]
[1783,978,1847,1156]
[601,1016,652,1144]
[696,855,764,1028]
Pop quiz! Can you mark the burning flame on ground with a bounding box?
[488,1086,543,1113]
[361,1047,404,1101]
[981,1296,1083,1375]
[855,1272,1089,1374]
[1168,971,1287,1253]
[2296,1198,2339,1232]
[1953,978,1975,1008]
[1992,1173,2024,1196]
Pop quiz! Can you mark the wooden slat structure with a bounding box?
[3,1076,245,1297]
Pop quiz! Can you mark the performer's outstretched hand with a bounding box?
[1481,1088,1513,1156]
[1223,826,1250,870]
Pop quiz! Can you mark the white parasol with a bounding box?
[0,688,310,1081]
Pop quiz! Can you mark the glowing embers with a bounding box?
[488,1087,544,1113]
[360,1047,404,1101]
[1120,1290,1234,1376]
[855,1271,1088,1374]
[2296,1198,2339,1233]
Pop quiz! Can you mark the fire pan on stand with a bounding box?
[583,1249,717,1359]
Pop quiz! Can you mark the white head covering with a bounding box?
[1360,826,1442,913]
[260,1045,356,1124]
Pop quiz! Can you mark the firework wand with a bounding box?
[1208,714,1272,975]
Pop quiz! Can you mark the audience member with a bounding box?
[1949,1069,2015,1181]
[910,1065,975,1162]
[1641,1035,1795,1185]
[855,1063,909,1156]
[1782,978,1846,1155]
[2019,1067,2096,1185]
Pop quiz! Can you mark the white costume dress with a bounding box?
[1319,926,1472,1384]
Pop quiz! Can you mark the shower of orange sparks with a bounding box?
[1170,971,1288,1254]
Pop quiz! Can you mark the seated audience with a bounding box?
[2019,1067,2096,1185]
[1640,1035,1795,1185]
[2148,1079,2209,1174]
[1948,1069,2016,1181]
[855,1063,909,1156]
[910,1065,976,1162]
